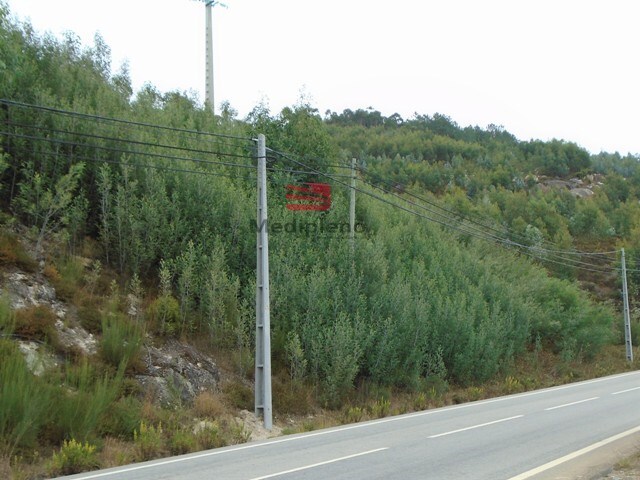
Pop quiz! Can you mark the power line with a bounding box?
[268,148,622,274]
[1,131,257,171]
[356,163,618,261]
[358,175,619,273]
[0,98,255,143]
[4,119,255,160]
[21,144,257,181]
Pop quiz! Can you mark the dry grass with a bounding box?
[98,438,136,469]
[193,391,227,419]
[0,231,36,271]
[13,305,57,342]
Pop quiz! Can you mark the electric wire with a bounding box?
[1,131,258,171]
[2,100,635,273]
[356,163,619,261]
[268,148,623,274]
[20,143,257,181]
[4,119,256,160]
[0,98,255,143]
[357,175,619,273]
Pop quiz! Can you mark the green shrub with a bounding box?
[100,314,143,371]
[48,256,85,302]
[52,361,123,444]
[369,398,391,418]
[413,392,428,411]
[195,422,224,450]
[147,295,180,336]
[133,422,165,461]
[169,428,197,455]
[222,381,253,410]
[0,340,53,454]
[342,406,364,424]
[99,396,142,440]
[0,295,14,336]
[49,439,98,476]
[77,299,103,334]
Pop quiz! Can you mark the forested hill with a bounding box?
[1,0,639,413]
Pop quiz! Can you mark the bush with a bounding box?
[169,428,197,455]
[133,422,165,461]
[76,295,103,334]
[193,391,226,419]
[369,398,391,419]
[0,295,14,336]
[53,361,123,444]
[0,340,53,454]
[342,406,364,424]
[100,314,143,371]
[47,257,85,302]
[14,305,57,342]
[222,381,253,410]
[0,231,36,271]
[49,439,98,476]
[147,295,180,336]
[99,396,142,439]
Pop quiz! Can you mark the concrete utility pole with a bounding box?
[205,1,215,114]
[621,248,634,362]
[255,134,272,429]
[349,158,356,249]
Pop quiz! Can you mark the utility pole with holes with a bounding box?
[255,134,272,429]
[621,248,634,362]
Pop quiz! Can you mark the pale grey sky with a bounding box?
[5,0,640,155]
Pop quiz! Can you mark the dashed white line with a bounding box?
[428,415,524,438]
[247,448,388,480]
[544,397,599,411]
[612,386,640,395]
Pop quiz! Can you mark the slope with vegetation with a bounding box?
[0,2,639,477]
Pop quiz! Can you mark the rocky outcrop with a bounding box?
[2,269,97,356]
[136,339,220,407]
[3,264,221,408]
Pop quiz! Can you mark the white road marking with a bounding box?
[612,386,640,395]
[247,448,388,480]
[428,415,524,438]
[69,370,640,479]
[507,425,640,480]
[544,396,599,411]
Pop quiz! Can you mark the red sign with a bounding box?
[285,183,331,211]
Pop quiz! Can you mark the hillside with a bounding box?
[1,3,639,478]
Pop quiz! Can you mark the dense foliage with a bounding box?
[0,1,637,424]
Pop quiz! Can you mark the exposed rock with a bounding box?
[1,269,97,356]
[3,271,65,317]
[136,339,220,407]
[55,317,98,356]
[570,187,595,198]
[17,340,59,375]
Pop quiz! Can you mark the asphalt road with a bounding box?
[58,370,640,480]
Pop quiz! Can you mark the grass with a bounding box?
[100,313,143,372]
[0,231,36,271]
[0,340,54,457]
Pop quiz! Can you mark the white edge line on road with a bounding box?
[507,425,640,480]
[543,396,599,411]
[428,415,523,438]
[67,370,640,480]
[612,386,640,395]
[247,447,388,480]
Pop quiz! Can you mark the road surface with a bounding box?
[58,370,640,480]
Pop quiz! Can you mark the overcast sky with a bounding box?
[5,0,640,155]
